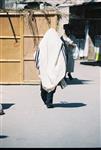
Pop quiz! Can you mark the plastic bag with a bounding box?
[73,45,79,60]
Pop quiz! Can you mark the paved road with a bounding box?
[0,60,101,148]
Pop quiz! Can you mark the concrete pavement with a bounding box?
[0,60,101,148]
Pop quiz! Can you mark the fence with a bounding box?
[0,10,58,84]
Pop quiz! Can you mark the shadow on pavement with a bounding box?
[0,135,8,139]
[53,102,86,108]
[66,78,91,85]
[2,103,15,110]
[80,61,101,66]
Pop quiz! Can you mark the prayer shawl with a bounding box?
[35,28,66,92]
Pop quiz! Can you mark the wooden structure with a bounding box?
[0,10,58,84]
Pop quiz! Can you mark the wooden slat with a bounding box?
[20,15,24,83]
[0,36,20,39]
[1,15,20,36]
[24,37,42,59]
[24,35,43,38]
[0,39,21,59]
[0,59,21,62]
[0,62,21,83]
[24,61,40,81]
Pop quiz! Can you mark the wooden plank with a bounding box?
[1,15,20,36]
[23,61,40,82]
[0,59,21,62]
[0,36,20,39]
[20,15,24,83]
[24,35,43,38]
[0,39,21,59]
[32,16,51,34]
[23,80,40,84]
[0,62,21,83]
[0,81,40,85]
[24,37,42,59]
[24,13,56,35]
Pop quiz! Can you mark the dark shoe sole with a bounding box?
[69,77,73,80]
[46,104,54,108]
[0,110,5,115]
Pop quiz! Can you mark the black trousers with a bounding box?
[40,84,56,105]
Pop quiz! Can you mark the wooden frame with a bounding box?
[0,10,58,84]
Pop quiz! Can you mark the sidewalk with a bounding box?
[0,60,101,148]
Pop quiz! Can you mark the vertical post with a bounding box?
[20,14,24,83]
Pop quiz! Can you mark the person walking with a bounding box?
[34,28,67,108]
[61,24,77,80]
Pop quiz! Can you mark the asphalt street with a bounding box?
[0,60,101,148]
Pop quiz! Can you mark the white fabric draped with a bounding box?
[36,28,66,91]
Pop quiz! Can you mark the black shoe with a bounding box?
[46,104,54,108]
[68,73,73,80]
[0,109,5,115]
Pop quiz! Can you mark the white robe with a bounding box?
[35,28,66,92]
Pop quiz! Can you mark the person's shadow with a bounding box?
[65,78,92,85]
[53,101,86,108]
[2,103,15,110]
[0,103,14,139]
[0,135,8,139]
[80,61,101,67]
